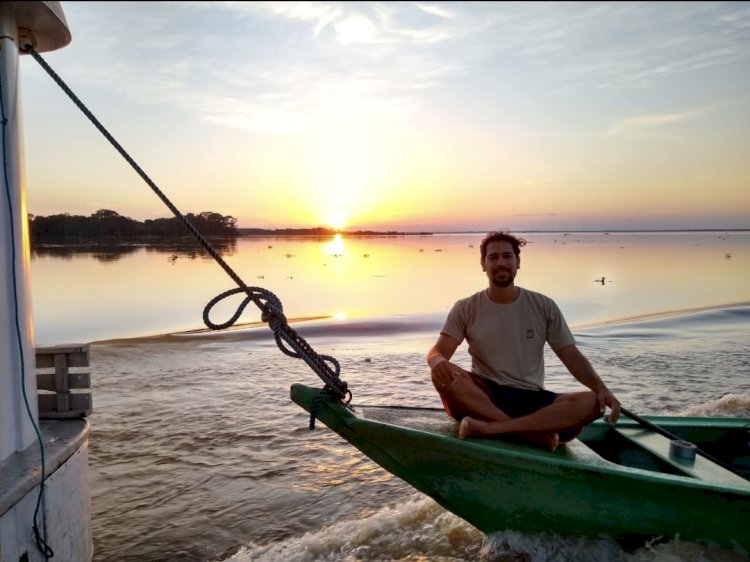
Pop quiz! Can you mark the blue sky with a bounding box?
[20,1,750,231]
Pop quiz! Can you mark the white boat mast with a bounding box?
[0,1,70,459]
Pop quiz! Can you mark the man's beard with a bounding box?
[490,269,516,288]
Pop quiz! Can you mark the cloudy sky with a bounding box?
[20,1,750,231]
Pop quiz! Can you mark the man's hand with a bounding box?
[428,334,463,391]
[430,357,457,391]
[597,386,621,424]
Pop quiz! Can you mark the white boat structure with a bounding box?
[1,2,93,561]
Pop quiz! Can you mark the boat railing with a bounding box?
[35,344,92,419]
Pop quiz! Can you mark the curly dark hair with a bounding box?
[479,231,526,264]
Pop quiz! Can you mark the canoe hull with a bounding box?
[291,384,750,552]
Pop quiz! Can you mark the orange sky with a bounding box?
[20,1,750,231]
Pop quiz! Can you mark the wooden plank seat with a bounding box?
[614,426,750,488]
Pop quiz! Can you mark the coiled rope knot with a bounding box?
[203,285,350,402]
[261,304,286,332]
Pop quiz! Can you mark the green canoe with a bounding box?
[290,383,750,552]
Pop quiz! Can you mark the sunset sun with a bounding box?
[322,211,348,231]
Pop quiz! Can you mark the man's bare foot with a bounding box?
[459,417,491,439]
[459,417,559,450]
[519,430,560,451]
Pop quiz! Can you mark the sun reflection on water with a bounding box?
[322,233,346,257]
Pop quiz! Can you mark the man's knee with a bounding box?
[579,391,603,421]
[430,369,480,420]
[558,391,600,417]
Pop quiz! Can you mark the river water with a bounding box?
[29,231,750,561]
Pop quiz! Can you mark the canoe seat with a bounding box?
[614,426,750,488]
[557,438,618,468]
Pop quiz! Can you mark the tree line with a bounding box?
[29,209,239,241]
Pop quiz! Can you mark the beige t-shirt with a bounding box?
[440,288,575,390]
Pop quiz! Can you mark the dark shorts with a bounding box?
[472,373,559,418]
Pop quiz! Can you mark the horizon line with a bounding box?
[239,227,750,234]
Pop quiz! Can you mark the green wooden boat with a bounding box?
[290,383,750,552]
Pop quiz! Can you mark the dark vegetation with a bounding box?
[29,209,239,242]
[28,209,431,244]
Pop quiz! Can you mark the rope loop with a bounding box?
[202,286,285,331]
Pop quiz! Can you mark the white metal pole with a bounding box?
[0,2,38,460]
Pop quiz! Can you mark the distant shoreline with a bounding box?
[238,227,433,237]
[240,227,749,236]
[29,226,750,246]
[423,228,750,234]
[28,209,748,240]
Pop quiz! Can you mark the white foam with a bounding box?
[680,394,750,417]
[221,495,481,561]
[217,495,750,562]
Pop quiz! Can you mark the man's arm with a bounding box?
[554,343,621,423]
[427,334,462,389]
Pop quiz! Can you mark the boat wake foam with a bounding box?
[222,494,482,561]
[218,494,749,562]
[680,394,750,417]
